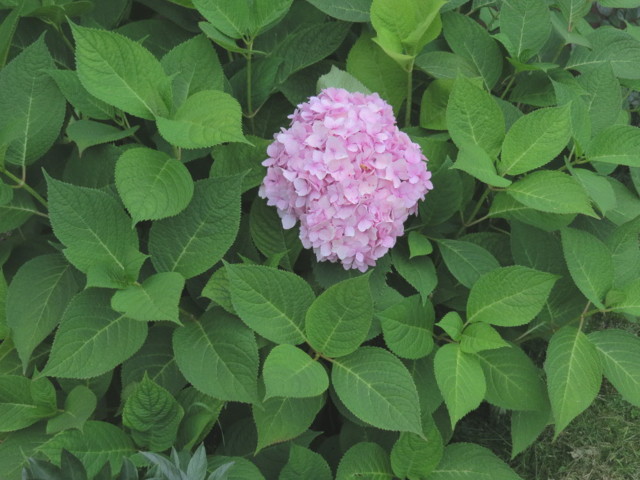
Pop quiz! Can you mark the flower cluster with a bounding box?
[259,87,433,272]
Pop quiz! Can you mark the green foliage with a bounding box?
[1,2,639,479]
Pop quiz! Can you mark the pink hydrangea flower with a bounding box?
[259,87,433,272]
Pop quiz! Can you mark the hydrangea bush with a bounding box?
[1,0,640,479]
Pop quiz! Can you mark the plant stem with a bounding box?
[0,167,48,210]
[404,59,415,127]
[457,188,490,236]
[500,74,516,100]
[245,38,255,134]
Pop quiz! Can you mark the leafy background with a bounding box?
[1,0,640,479]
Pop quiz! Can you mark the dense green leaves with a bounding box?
[227,264,313,345]
[378,295,435,359]
[545,327,602,436]
[332,347,422,434]
[306,274,372,357]
[262,345,328,399]
[149,175,242,278]
[173,311,259,403]
[587,125,640,167]
[115,147,193,224]
[0,376,57,432]
[390,415,443,479]
[437,239,500,288]
[111,272,184,323]
[336,442,394,480]
[499,0,551,61]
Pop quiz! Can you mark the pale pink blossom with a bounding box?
[259,88,433,272]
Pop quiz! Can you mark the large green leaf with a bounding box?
[545,326,602,437]
[111,272,185,323]
[115,147,194,225]
[66,120,138,155]
[46,175,147,289]
[452,144,512,188]
[390,414,443,480]
[587,125,640,167]
[6,254,80,369]
[263,345,328,399]
[561,227,613,309]
[499,0,551,60]
[47,69,113,121]
[149,175,242,279]
[510,407,550,459]
[378,295,434,359]
[446,76,505,156]
[476,346,547,411]
[46,385,97,435]
[253,394,323,452]
[157,90,246,149]
[336,442,394,480]
[392,244,438,304]
[173,311,259,403]
[306,274,372,358]
[0,36,65,167]
[175,388,223,451]
[306,0,371,22]
[0,375,57,432]
[442,12,503,89]
[122,375,184,451]
[332,347,422,434]
[434,343,485,428]
[428,443,523,480]
[227,264,313,345]
[279,444,332,480]
[38,421,134,478]
[71,23,171,119]
[588,329,640,407]
[436,239,500,289]
[498,105,572,175]
[467,266,558,326]
[211,136,270,193]
[506,170,596,217]
[42,290,148,379]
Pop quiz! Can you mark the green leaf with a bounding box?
[408,232,433,257]
[561,227,613,309]
[336,442,394,480]
[436,239,500,289]
[378,295,435,360]
[161,35,224,107]
[316,65,372,95]
[577,63,621,137]
[249,197,302,271]
[193,0,292,38]
[446,76,505,157]
[390,414,443,480]
[415,51,479,80]
[0,375,57,432]
[332,347,422,434]
[0,271,6,340]
[227,264,312,345]
[477,346,547,410]
[6,254,80,369]
[392,244,438,304]
[66,120,138,156]
[498,105,572,175]
[253,394,323,453]
[149,175,242,279]
[587,125,640,167]
[436,311,464,341]
[346,32,406,111]
[609,278,640,315]
[211,136,270,193]
[571,168,616,215]
[429,443,524,480]
[46,386,97,435]
[510,407,550,459]
[588,329,640,407]
[279,444,332,480]
[567,28,640,79]
[442,12,503,89]
[123,375,184,452]
[47,69,114,121]
[460,323,509,354]
[38,421,134,478]
[606,216,640,290]
[114,147,193,225]
[0,426,50,480]
[499,0,551,60]
[434,343,486,428]
[545,326,602,437]
[452,144,512,188]
[263,345,328,399]
[306,274,372,357]
[173,311,258,403]
[42,290,148,379]
[0,36,65,167]
[46,175,147,289]
[506,170,596,217]
[111,272,184,323]
[71,23,171,119]
[157,90,246,149]
[419,78,453,130]
[489,191,576,232]
[467,266,558,326]
[176,388,223,450]
[305,0,371,22]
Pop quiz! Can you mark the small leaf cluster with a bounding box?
[0,0,639,479]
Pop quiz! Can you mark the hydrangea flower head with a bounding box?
[259,87,433,272]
